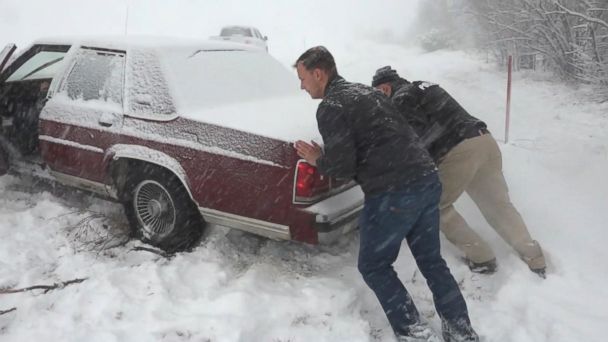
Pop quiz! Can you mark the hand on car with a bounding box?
[294,140,322,166]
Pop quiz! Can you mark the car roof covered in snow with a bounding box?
[31,35,321,143]
[31,35,257,51]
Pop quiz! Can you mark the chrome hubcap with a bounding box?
[133,180,176,239]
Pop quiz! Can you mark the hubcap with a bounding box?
[133,180,176,240]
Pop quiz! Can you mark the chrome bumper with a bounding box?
[302,185,364,233]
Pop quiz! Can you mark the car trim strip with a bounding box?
[39,135,104,153]
[49,170,118,199]
[199,207,291,240]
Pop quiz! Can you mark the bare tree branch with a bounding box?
[0,278,87,295]
[553,1,608,30]
[131,246,173,258]
[0,307,16,315]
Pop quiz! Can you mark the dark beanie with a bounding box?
[372,66,400,87]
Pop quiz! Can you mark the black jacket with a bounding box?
[315,76,436,195]
[390,78,487,162]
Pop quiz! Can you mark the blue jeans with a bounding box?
[358,173,470,336]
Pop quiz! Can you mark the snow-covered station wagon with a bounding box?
[0,37,363,251]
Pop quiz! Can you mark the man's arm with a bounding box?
[392,85,430,137]
[315,102,357,180]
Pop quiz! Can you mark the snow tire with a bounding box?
[123,165,204,253]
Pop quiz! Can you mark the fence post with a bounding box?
[505,55,512,144]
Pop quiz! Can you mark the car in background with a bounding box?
[0,37,363,252]
[210,25,268,51]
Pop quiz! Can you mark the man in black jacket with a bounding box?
[371,66,546,277]
[294,47,479,342]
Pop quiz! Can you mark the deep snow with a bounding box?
[1,1,608,341]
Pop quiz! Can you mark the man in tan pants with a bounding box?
[372,66,546,276]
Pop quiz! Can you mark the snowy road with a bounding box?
[1,42,607,341]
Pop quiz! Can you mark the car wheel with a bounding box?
[123,166,204,252]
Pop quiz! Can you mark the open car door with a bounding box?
[0,44,16,73]
[0,43,17,175]
[0,139,7,175]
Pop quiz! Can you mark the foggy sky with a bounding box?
[0,0,421,54]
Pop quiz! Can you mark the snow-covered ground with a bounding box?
[2,1,608,341]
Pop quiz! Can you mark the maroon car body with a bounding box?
[0,37,363,251]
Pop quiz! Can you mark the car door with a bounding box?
[39,46,126,185]
[0,44,16,72]
[0,43,16,175]
[0,44,70,158]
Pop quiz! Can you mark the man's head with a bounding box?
[371,66,401,97]
[294,46,338,99]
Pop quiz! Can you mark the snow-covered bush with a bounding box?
[417,28,455,52]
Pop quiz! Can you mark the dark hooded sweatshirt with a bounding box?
[315,76,436,195]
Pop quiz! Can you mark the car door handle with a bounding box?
[99,112,120,127]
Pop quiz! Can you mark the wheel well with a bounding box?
[109,158,196,205]
[112,158,206,252]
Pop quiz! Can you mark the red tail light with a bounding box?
[296,161,316,198]
[294,160,330,203]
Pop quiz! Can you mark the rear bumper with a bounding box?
[302,185,364,234]
[194,185,364,245]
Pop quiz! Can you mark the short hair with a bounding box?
[294,46,338,77]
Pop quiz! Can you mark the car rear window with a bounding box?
[161,49,299,111]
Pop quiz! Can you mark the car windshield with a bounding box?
[161,48,299,111]
[220,27,252,37]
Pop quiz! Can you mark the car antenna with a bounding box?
[124,0,129,36]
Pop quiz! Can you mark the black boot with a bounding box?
[530,266,546,279]
[396,322,442,342]
[464,257,497,274]
[442,318,480,342]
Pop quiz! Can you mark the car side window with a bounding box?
[6,50,68,82]
[126,49,176,117]
[59,48,125,107]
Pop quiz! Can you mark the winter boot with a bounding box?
[442,318,479,342]
[396,322,442,342]
[464,257,497,274]
[518,240,546,278]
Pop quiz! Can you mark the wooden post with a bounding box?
[505,55,512,144]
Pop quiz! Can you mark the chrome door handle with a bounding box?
[99,112,120,127]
